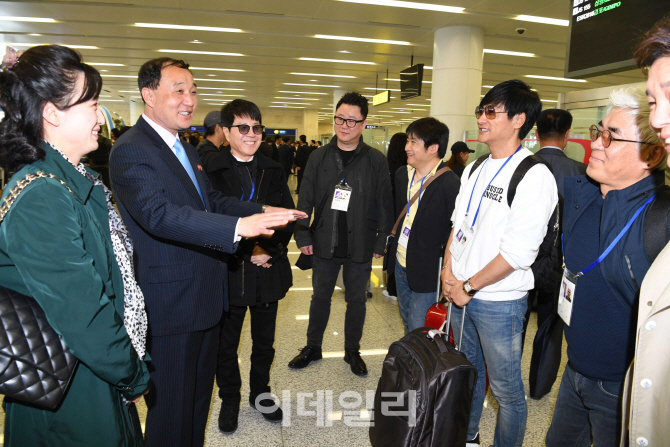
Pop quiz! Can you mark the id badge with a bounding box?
[558,268,578,326]
[449,221,473,262]
[331,182,352,212]
[398,222,411,249]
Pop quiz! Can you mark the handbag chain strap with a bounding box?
[0,171,73,223]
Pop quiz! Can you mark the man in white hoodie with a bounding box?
[441,80,558,447]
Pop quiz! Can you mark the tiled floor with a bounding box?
[0,175,568,446]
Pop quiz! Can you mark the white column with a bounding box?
[129,100,143,126]
[430,26,484,146]
[303,109,319,142]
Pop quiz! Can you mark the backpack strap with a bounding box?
[644,185,670,263]
[507,154,552,207]
[467,154,489,179]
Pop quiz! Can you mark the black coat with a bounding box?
[295,144,310,169]
[294,136,394,262]
[277,144,295,171]
[389,162,460,293]
[202,150,295,306]
[535,146,586,197]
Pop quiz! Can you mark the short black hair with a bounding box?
[221,99,262,128]
[282,136,291,143]
[479,80,542,140]
[536,109,573,141]
[138,58,190,103]
[335,92,368,119]
[405,117,450,158]
[205,124,217,137]
[299,135,307,143]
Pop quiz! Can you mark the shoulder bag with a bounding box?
[0,172,79,410]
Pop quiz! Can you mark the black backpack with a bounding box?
[643,184,670,263]
[468,154,560,294]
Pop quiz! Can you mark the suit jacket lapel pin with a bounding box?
[197,165,203,171]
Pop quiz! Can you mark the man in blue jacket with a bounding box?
[546,87,666,447]
[109,58,305,447]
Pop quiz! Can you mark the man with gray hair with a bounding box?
[545,87,666,446]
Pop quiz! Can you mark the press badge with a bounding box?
[449,221,473,262]
[558,268,578,326]
[398,223,411,248]
[331,181,352,212]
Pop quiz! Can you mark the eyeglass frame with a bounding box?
[588,124,653,148]
[229,124,266,135]
[475,105,506,120]
[333,116,365,128]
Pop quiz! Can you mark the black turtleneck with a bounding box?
[232,157,257,202]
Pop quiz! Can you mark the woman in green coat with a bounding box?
[0,45,150,446]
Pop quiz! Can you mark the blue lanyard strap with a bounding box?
[466,146,521,228]
[240,179,255,202]
[562,194,656,277]
[407,170,428,215]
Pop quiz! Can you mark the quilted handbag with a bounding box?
[0,172,79,410]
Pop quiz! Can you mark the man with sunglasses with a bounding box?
[198,99,295,433]
[290,92,393,376]
[441,80,557,447]
[545,88,666,447]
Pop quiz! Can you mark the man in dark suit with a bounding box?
[277,136,294,180]
[389,118,460,333]
[525,108,586,399]
[294,134,310,193]
[535,109,587,196]
[109,57,306,447]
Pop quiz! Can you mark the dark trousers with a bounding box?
[306,256,372,351]
[296,169,304,192]
[546,364,623,447]
[216,301,278,403]
[144,325,219,447]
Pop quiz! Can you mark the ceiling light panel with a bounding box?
[279,91,328,95]
[516,15,569,26]
[285,83,340,88]
[9,43,98,49]
[275,97,319,100]
[335,0,464,13]
[193,78,244,83]
[299,57,375,65]
[484,49,534,57]
[158,49,243,57]
[0,16,56,22]
[291,72,356,78]
[314,34,409,45]
[136,23,241,33]
[89,63,126,66]
[190,67,245,72]
[526,75,586,83]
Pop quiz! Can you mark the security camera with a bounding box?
[516,28,526,35]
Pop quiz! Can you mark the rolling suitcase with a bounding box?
[370,302,477,447]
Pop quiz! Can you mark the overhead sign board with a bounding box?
[372,90,390,106]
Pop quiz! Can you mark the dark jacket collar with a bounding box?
[205,148,279,173]
[40,142,94,203]
[326,135,368,154]
[536,146,567,158]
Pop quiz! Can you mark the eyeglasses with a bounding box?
[475,105,504,120]
[334,116,365,128]
[229,124,265,135]
[588,125,652,148]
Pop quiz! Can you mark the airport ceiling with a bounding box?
[0,0,647,126]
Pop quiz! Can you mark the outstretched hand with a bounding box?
[238,209,308,238]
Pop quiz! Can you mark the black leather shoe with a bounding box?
[218,400,240,433]
[288,346,322,369]
[344,350,368,376]
[250,397,283,423]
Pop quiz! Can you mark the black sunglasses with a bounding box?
[230,124,265,135]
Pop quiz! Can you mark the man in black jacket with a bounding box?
[196,110,227,166]
[200,99,296,433]
[289,92,393,376]
[390,118,460,333]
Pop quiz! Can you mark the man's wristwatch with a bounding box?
[463,278,478,297]
[261,205,268,213]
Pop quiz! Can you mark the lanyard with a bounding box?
[240,179,255,202]
[407,170,428,215]
[562,194,656,277]
[465,146,521,228]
